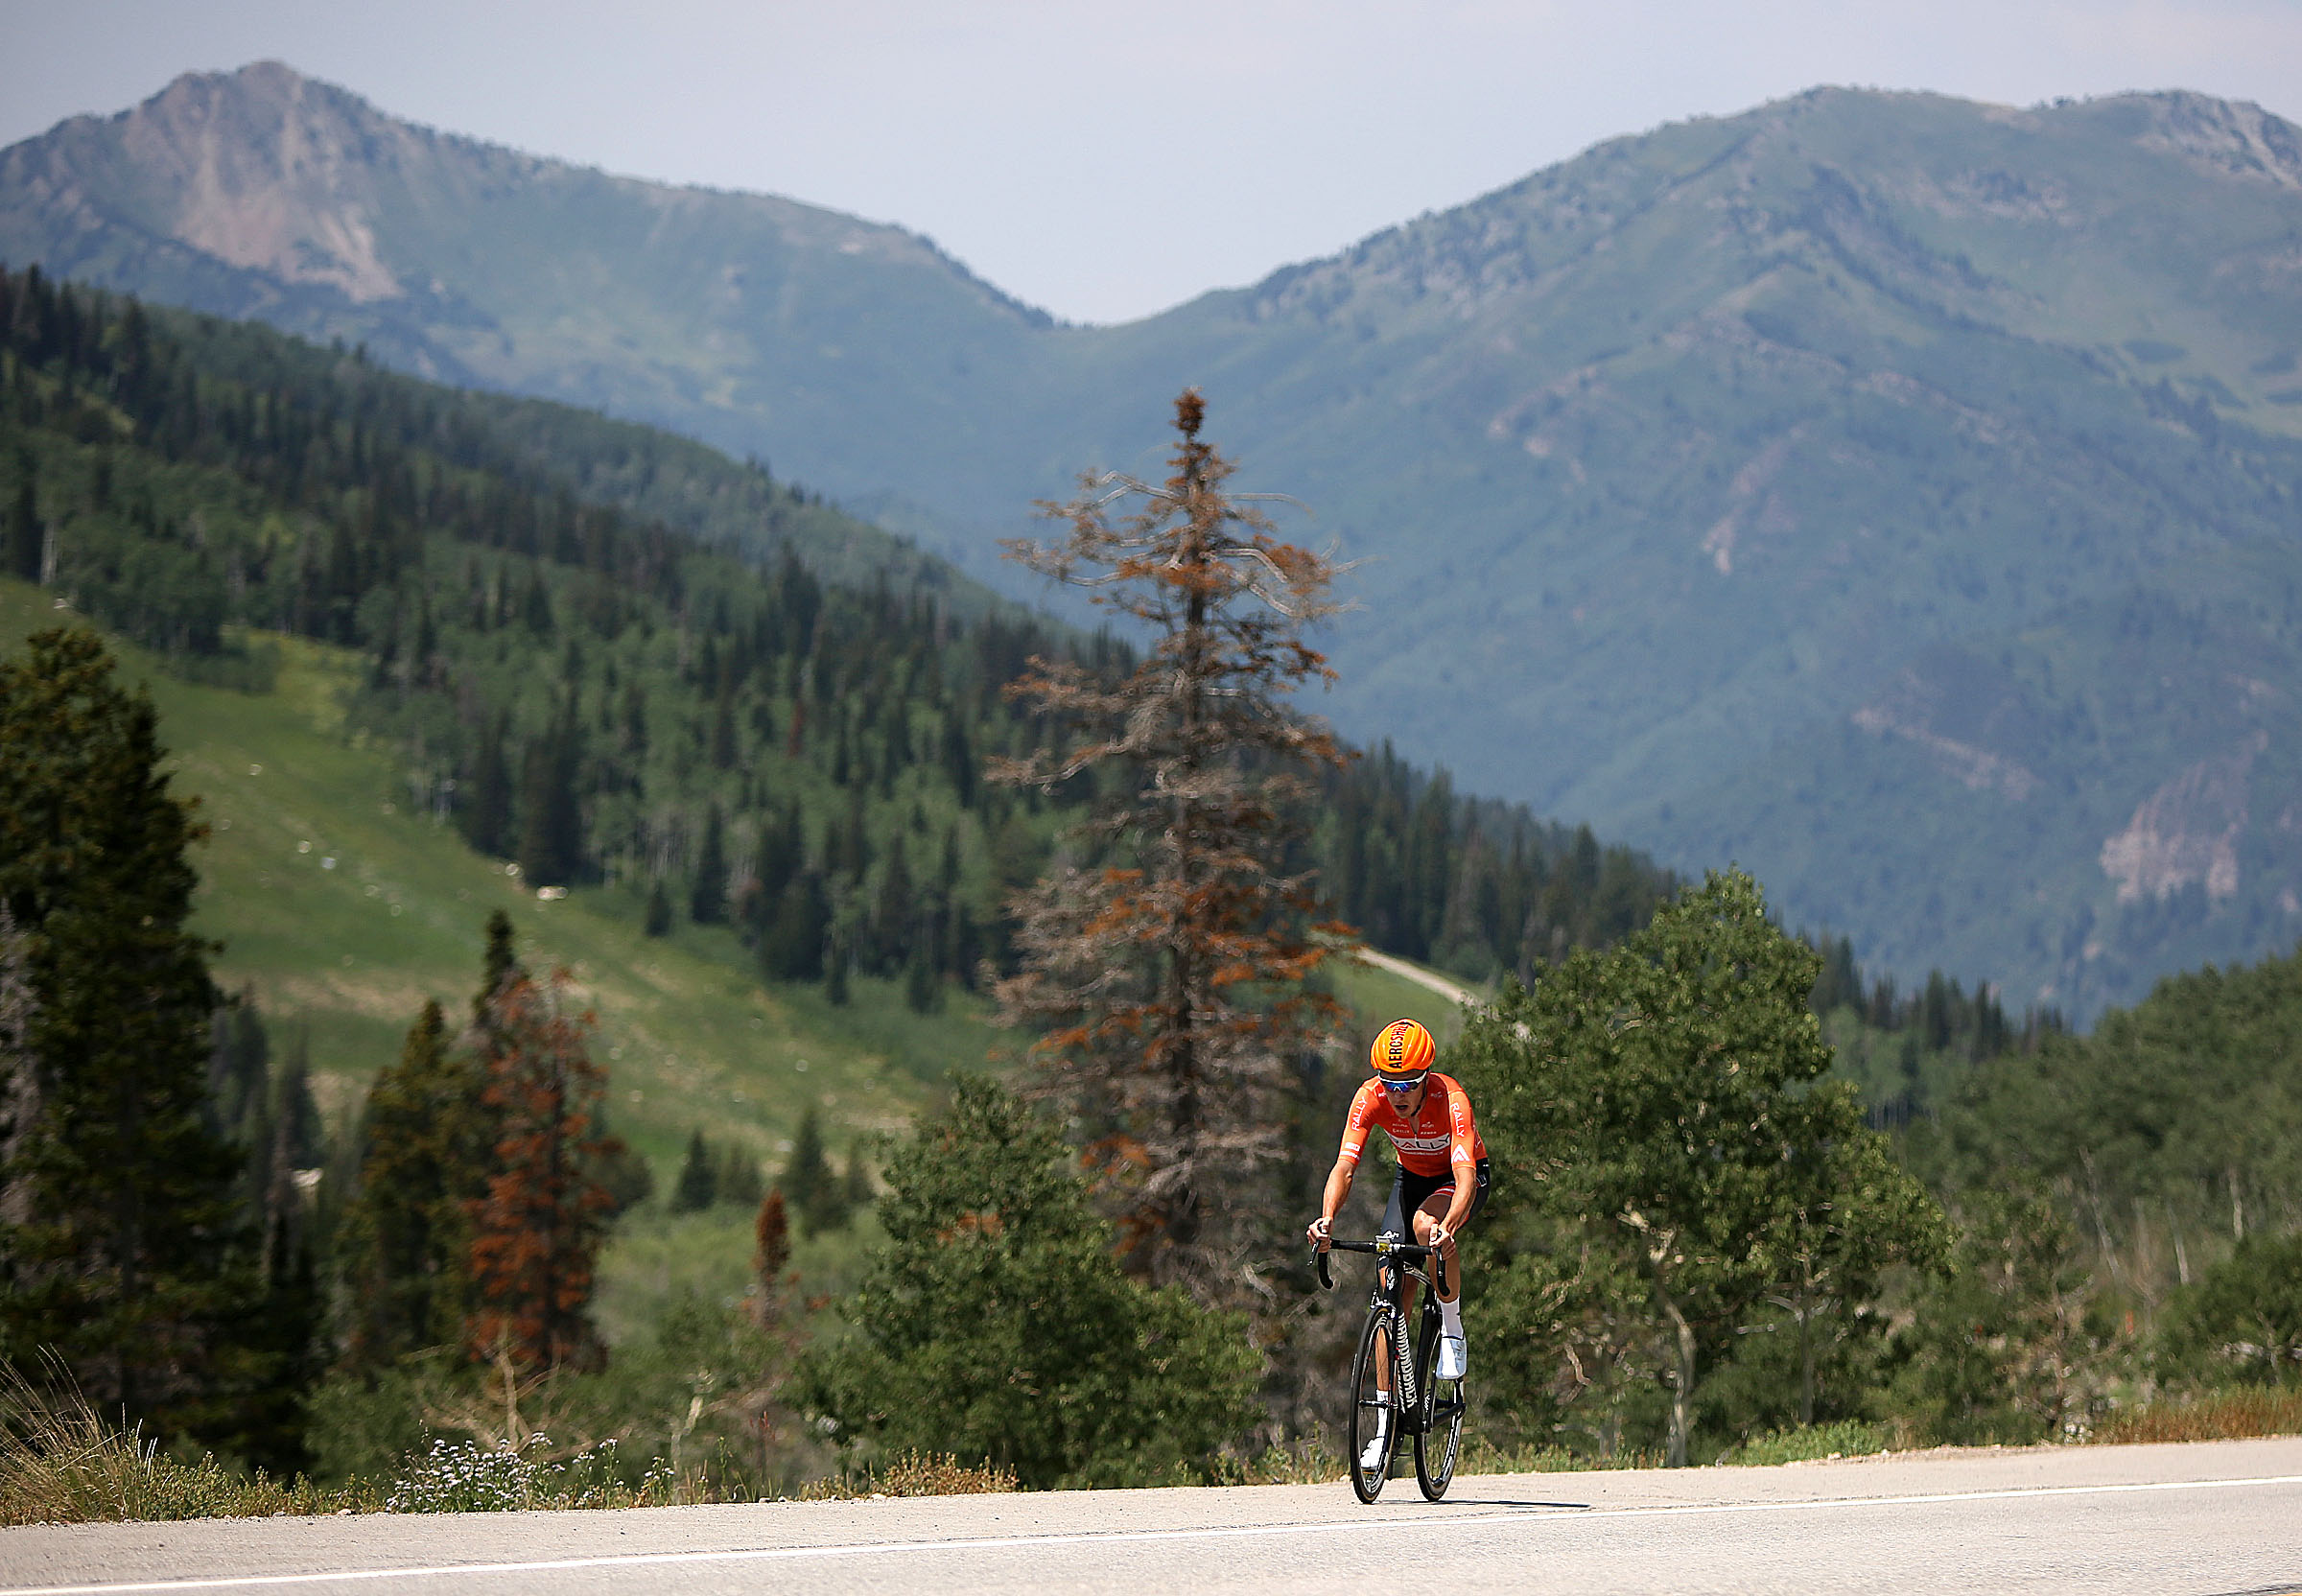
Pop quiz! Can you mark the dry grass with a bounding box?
[2092,1387,2302,1445]
[1230,1430,1343,1485]
[1457,1435,1667,1473]
[0,1365,1015,1522]
[798,1450,1021,1499]
[0,1372,374,1525]
[1717,1420,1903,1467]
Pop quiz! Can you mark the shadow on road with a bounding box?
[1411,1497,1590,1511]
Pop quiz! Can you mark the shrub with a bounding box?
[2156,1232,2302,1389]
[793,1078,1260,1489]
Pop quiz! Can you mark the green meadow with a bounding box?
[1,579,998,1219]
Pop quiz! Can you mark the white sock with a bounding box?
[1441,1298,1463,1336]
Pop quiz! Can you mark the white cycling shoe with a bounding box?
[1359,1419,1391,1472]
[1436,1333,1468,1381]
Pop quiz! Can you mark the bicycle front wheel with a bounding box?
[1414,1312,1464,1500]
[1347,1306,1396,1502]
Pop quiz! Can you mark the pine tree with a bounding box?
[0,906,38,1235]
[718,1143,764,1209]
[521,564,554,634]
[870,835,912,974]
[939,709,975,808]
[760,874,829,981]
[463,713,512,857]
[463,969,616,1373]
[269,1026,322,1172]
[824,930,851,1007]
[691,802,727,925]
[257,1025,322,1280]
[782,1107,841,1234]
[756,805,802,904]
[904,942,941,1014]
[514,708,584,887]
[338,998,492,1367]
[0,628,298,1457]
[619,680,647,756]
[994,392,1350,1296]
[5,454,39,584]
[205,987,270,1144]
[710,675,738,770]
[671,1129,716,1212]
[585,1098,654,1216]
[477,909,521,1019]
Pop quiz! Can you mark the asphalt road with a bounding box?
[5,1437,2299,1596]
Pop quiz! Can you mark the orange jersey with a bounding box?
[1339,1071,1486,1179]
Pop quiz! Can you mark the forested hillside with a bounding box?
[1917,941,2302,1258]
[12,66,2302,1013]
[0,265,1673,1019]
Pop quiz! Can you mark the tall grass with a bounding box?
[0,1372,373,1525]
[1717,1420,1902,1467]
[2093,1388,2302,1445]
[0,1371,1019,1523]
[796,1450,1020,1499]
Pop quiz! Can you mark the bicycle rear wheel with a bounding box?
[1347,1306,1396,1502]
[1414,1309,1464,1500]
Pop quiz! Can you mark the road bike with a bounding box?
[1315,1235,1466,1502]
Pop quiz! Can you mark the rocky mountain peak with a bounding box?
[9,61,433,305]
[135,63,419,302]
[2113,90,2302,190]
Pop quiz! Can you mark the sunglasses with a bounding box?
[1380,1075,1427,1094]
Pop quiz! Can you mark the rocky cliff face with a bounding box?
[107,62,417,301]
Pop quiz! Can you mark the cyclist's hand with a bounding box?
[1306,1215,1332,1251]
[1426,1221,1452,1252]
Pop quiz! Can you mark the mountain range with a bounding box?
[8,61,2302,1016]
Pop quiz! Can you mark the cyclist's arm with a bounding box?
[1318,1155,1357,1234]
[1315,1084,1379,1240]
[1436,1082,1480,1236]
[1436,1175,1475,1237]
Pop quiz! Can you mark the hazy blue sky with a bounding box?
[9,0,2300,324]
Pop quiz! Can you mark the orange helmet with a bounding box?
[1369,1019,1436,1080]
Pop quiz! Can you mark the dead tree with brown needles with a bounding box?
[994,389,1353,1304]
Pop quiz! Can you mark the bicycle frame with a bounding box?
[1320,1234,1465,1501]
[1319,1235,1448,1432]
[1380,1254,1429,1417]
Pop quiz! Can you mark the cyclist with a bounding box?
[1306,1018,1490,1470]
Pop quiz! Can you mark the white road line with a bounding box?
[14,1471,2302,1595]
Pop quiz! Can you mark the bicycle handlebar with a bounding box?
[1313,1236,1448,1297]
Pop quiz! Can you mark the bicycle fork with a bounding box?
[1385,1302,1418,1418]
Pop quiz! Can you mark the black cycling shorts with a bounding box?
[1379,1156,1491,1240]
